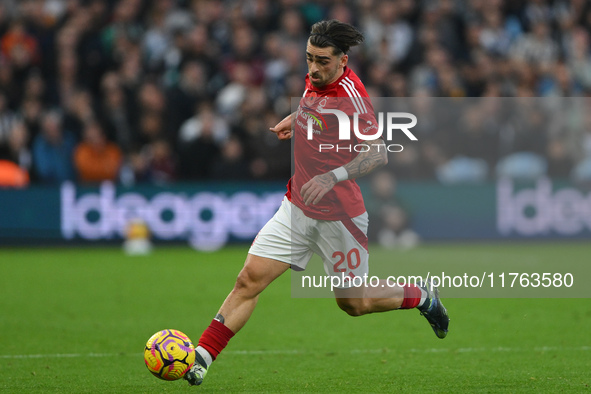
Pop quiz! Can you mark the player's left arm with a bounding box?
[269,112,294,140]
[301,137,388,206]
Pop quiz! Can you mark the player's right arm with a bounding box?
[269,112,294,140]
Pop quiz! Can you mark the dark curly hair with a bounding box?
[309,19,364,55]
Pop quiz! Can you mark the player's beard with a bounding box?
[310,63,340,87]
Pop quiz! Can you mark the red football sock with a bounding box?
[399,284,421,309]
[198,319,235,360]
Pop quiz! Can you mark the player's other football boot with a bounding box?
[418,280,449,339]
[184,352,208,386]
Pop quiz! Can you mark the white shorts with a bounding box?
[249,197,369,287]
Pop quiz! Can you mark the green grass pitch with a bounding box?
[1,243,590,393]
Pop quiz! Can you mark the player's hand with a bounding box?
[300,172,337,206]
[269,114,293,140]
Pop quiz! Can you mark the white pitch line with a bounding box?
[0,353,133,359]
[0,346,589,360]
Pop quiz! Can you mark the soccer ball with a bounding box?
[144,329,195,380]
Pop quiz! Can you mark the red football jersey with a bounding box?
[286,66,379,221]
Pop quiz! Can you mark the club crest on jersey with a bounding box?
[303,91,319,107]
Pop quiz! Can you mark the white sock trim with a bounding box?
[418,288,428,308]
[196,346,213,367]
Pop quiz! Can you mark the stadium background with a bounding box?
[1,1,591,393]
[1,0,591,246]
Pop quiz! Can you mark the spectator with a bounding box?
[479,8,513,57]
[566,28,591,90]
[539,60,581,96]
[177,102,227,180]
[55,47,79,109]
[23,70,46,103]
[212,135,251,180]
[142,6,171,72]
[166,60,211,137]
[144,139,178,184]
[262,32,289,99]
[19,96,43,140]
[364,1,414,66]
[241,111,291,180]
[365,170,419,248]
[0,57,19,108]
[32,110,76,184]
[452,106,499,167]
[547,138,574,178]
[101,0,143,59]
[119,148,150,186]
[0,159,28,188]
[0,2,12,39]
[73,121,122,184]
[0,19,39,66]
[63,89,96,139]
[222,24,265,86]
[216,61,253,117]
[510,21,559,73]
[179,102,229,147]
[0,1,591,185]
[0,92,17,144]
[277,8,307,49]
[136,112,165,147]
[99,72,134,153]
[0,120,32,176]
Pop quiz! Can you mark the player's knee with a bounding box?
[336,298,367,317]
[234,268,255,292]
[234,266,264,297]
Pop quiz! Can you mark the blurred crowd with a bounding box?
[1,0,591,187]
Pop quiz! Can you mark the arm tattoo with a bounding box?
[358,158,372,174]
[343,138,388,180]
